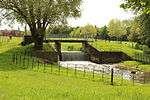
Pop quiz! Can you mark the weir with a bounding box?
[61,51,89,61]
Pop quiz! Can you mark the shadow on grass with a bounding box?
[0,46,28,71]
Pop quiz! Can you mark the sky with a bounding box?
[0,0,134,30]
[68,0,134,28]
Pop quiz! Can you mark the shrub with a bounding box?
[67,46,74,51]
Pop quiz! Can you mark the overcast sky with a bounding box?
[68,0,134,27]
[0,0,134,30]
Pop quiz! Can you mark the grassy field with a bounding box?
[90,40,143,59]
[0,37,150,100]
[88,40,150,72]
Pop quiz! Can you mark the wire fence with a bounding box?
[12,47,150,86]
[134,52,150,64]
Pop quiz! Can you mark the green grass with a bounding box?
[119,61,150,72]
[90,40,143,59]
[0,37,150,100]
[61,43,82,51]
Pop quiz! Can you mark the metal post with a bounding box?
[111,68,114,85]
[102,68,104,81]
[32,58,34,69]
[131,71,136,86]
[122,71,123,85]
[51,64,53,72]
[67,63,68,76]
[16,53,17,65]
[75,64,77,77]
[93,66,95,80]
[19,54,21,66]
[44,62,45,71]
[27,56,29,68]
[59,62,60,73]
[144,72,146,84]
[38,60,39,70]
[13,53,15,64]
[83,65,85,77]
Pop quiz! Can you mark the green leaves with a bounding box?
[107,18,126,39]
[120,0,150,14]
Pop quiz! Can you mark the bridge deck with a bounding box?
[44,39,93,43]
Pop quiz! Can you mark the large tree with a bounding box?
[82,24,97,37]
[120,0,150,14]
[0,0,82,49]
[120,0,150,47]
[107,18,126,40]
[96,25,108,40]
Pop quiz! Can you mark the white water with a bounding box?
[59,61,131,80]
[61,51,89,61]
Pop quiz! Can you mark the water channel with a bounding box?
[59,51,150,84]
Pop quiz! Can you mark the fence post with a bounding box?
[19,53,21,66]
[67,63,68,76]
[32,58,34,69]
[93,65,95,80]
[131,71,136,86]
[144,72,146,84]
[51,64,53,72]
[27,56,29,68]
[102,68,104,81]
[13,53,15,64]
[38,60,39,70]
[83,65,85,77]
[75,64,77,77]
[111,68,114,85]
[44,62,45,71]
[122,71,123,85]
[23,55,25,67]
[59,62,60,73]
[16,53,18,65]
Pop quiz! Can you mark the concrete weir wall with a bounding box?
[32,51,58,63]
[82,42,132,64]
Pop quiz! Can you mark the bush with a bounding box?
[143,45,150,54]
[67,46,74,51]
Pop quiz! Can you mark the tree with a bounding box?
[70,27,83,37]
[0,0,82,49]
[96,25,108,40]
[120,0,150,14]
[136,14,150,47]
[120,0,150,47]
[107,18,126,40]
[127,19,139,42]
[82,24,97,37]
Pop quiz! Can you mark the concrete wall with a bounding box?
[32,51,58,63]
[82,42,132,64]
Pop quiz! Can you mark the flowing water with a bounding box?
[59,61,131,80]
[60,51,150,84]
[61,51,89,61]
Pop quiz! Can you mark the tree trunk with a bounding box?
[30,27,45,50]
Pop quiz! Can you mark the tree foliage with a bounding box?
[70,27,83,37]
[46,25,74,35]
[0,0,82,49]
[121,0,150,47]
[107,18,126,40]
[82,24,97,36]
[96,25,108,39]
[120,0,150,14]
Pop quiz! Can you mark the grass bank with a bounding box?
[0,37,150,100]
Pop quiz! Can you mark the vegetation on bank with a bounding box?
[0,37,150,100]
